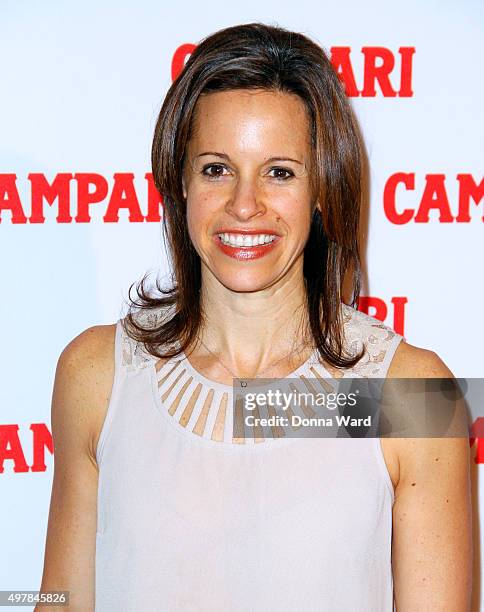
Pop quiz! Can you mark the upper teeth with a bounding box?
[219,233,276,247]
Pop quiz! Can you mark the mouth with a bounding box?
[218,232,277,247]
[213,230,280,260]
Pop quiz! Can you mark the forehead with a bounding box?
[187,89,311,152]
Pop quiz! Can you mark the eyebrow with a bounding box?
[196,151,304,165]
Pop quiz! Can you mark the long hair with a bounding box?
[124,22,364,368]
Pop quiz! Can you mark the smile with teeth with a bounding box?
[218,233,276,247]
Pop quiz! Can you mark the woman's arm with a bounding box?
[388,344,473,611]
[35,325,116,611]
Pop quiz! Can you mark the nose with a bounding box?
[224,175,266,221]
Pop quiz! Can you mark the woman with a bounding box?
[38,23,472,611]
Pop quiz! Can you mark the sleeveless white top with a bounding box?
[95,303,404,611]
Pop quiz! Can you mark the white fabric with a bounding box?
[95,303,404,611]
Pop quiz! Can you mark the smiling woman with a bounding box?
[38,21,472,612]
[128,24,365,370]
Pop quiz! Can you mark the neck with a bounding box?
[195,261,313,377]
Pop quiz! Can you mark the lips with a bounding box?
[213,229,281,261]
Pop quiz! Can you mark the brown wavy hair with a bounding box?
[124,21,364,368]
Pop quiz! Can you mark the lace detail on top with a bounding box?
[339,303,404,377]
[121,307,177,371]
[117,303,404,444]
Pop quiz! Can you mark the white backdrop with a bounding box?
[1,1,483,609]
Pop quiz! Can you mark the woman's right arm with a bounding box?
[35,324,116,611]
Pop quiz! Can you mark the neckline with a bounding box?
[177,345,323,393]
[152,344,328,448]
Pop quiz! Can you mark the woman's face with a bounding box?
[182,88,316,292]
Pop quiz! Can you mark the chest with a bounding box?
[98,435,393,549]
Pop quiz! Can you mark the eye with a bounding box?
[201,163,229,179]
[268,167,294,180]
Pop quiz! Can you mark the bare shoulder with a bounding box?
[387,339,453,378]
[54,323,117,465]
[381,339,461,491]
[59,323,116,365]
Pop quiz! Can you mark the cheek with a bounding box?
[275,195,313,235]
[186,190,220,241]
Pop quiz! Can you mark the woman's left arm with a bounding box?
[389,345,473,611]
